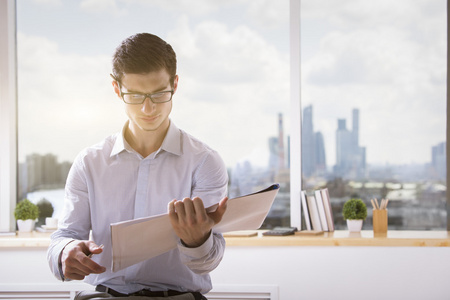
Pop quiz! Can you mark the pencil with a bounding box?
[371,199,376,210]
[374,198,380,210]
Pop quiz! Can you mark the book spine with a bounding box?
[315,190,329,231]
[306,195,322,231]
[301,191,312,231]
[321,188,335,231]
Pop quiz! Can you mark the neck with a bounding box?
[125,120,170,157]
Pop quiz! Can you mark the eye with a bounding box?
[152,92,165,99]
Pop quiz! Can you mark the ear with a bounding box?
[172,75,179,94]
[112,80,121,99]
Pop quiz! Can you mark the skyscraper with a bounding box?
[302,105,315,177]
[334,109,366,179]
[302,105,326,177]
[278,113,285,170]
[432,142,446,180]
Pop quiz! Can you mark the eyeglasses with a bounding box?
[110,74,174,105]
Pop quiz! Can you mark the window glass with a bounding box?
[17,1,290,228]
[301,0,447,230]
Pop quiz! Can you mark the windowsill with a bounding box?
[223,230,450,247]
[1,230,450,248]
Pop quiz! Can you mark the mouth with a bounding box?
[141,115,159,123]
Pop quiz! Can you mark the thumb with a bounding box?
[87,241,104,255]
[208,197,228,225]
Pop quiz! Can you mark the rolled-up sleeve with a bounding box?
[177,232,225,275]
[178,149,228,274]
[47,154,91,280]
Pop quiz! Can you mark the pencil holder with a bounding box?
[373,209,388,235]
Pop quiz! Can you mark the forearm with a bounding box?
[177,232,225,275]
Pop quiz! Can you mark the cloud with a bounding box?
[32,0,62,5]
[121,0,225,16]
[17,32,124,163]
[80,0,125,15]
[16,13,290,168]
[246,0,290,29]
[167,17,289,166]
[301,0,446,165]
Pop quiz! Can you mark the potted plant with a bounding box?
[14,199,39,232]
[342,198,367,232]
[36,198,54,227]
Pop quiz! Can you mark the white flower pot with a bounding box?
[17,219,35,232]
[346,219,363,232]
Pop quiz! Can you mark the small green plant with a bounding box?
[14,199,39,220]
[37,198,54,226]
[342,198,367,220]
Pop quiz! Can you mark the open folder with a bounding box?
[110,184,280,272]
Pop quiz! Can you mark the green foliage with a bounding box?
[14,199,39,220]
[342,198,367,220]
[36,198,54,225]
[37,198,54,218]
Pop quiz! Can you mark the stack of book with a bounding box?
[301,188,335,232]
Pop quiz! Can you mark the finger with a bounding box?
[62,241,106,280]
[192,197,208,222]
[208,197,228,224]
[78,251,106,274]
[182,198,199,225]
[87,241,104,256]
[218,197,228,213]
[64,255,99,279]
[175,199,187,219]
[168,199,178,221]
[192,197,206,211]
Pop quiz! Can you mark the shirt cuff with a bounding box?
[58,239,75,282]
[177,231,214,259]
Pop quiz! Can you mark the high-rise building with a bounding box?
[278,113,285,170]
[302,105,326,177]
[268,137,279,171]
[315,132,326,175]
[431,142,446,180]
[302,105,315,177]
[334,109,366,179]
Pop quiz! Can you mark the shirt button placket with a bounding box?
[134,159,151,218]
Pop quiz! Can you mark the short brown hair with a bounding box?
[112,33,177,86]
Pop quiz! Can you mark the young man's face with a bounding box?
[113,69,178,134]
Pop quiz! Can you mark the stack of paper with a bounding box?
[110,184,280,272]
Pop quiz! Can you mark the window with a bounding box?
[300,0,447,230]
[15,0,290,228]
[1,0,448,232]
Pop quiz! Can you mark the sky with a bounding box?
[17,0,290,168]
[300,0,447,166]
[16,0,446,170]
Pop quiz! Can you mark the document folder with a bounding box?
[110,184,280,272]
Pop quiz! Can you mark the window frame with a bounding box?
[0,0,448,232]
[447,0,450,231]
[0,0,17,232]
[289,0,302,229]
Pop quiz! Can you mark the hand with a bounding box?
[168,196,228,248]
[61,240,106,280]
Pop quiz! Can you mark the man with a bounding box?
[47,33,229,300]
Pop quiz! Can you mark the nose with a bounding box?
[141,96,155,112]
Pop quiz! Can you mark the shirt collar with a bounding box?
[160,120,182,156]
[110,120,182,157]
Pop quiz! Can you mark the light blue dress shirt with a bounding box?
[47,120,229,294]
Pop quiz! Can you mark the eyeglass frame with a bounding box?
[110,73,175,105]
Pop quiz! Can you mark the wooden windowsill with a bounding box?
[1,230,450,248]
[223,230,450,247]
